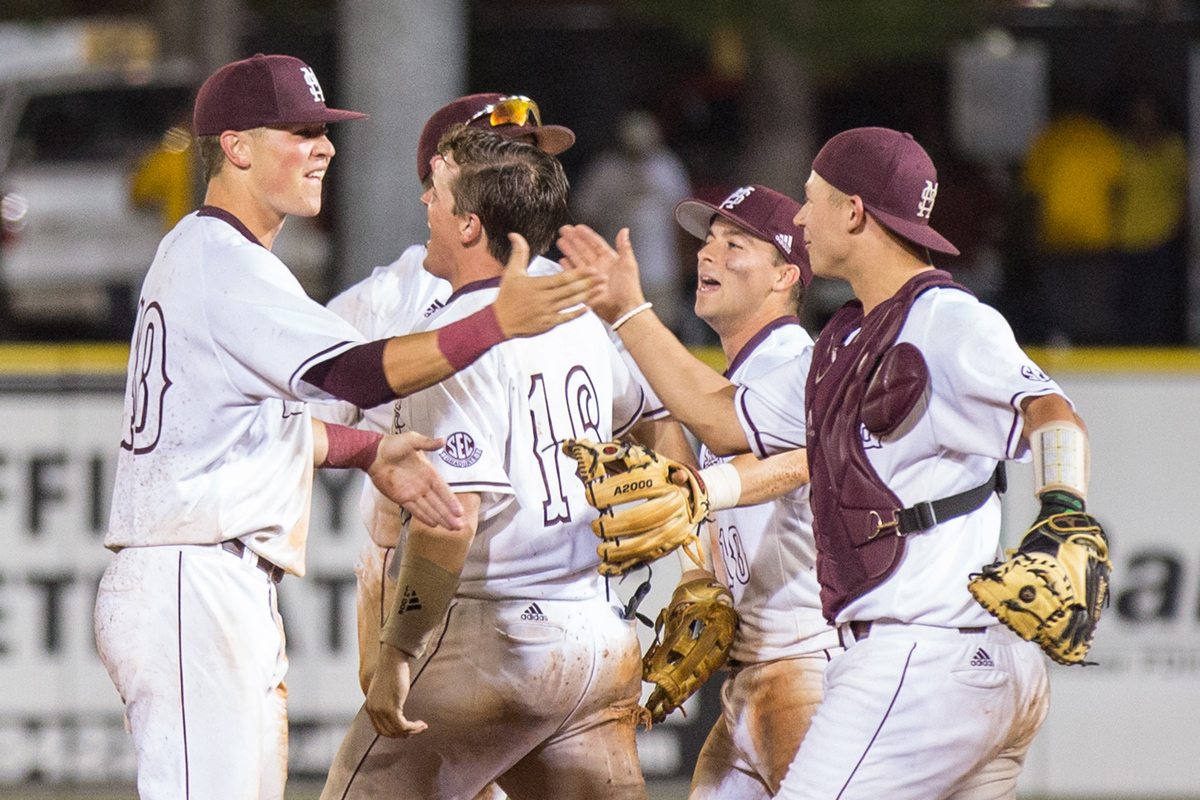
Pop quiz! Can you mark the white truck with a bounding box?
[0,19,329,339]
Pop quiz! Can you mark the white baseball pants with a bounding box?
[776,622,1050,800]
[95,544,289,800]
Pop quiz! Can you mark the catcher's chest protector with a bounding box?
[806,270,970,622]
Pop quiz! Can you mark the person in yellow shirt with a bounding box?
[129,117,196,231]
[1114,88,1188,344]
[1020,93,1123,344]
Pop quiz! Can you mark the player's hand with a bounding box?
[365,643,428,738]
[556,224,646,325]
[368,432,464,531]
[494,232,591,338]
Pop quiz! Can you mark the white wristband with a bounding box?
[699,462,742,512]
[610,302,653,332]
[1030,420,1089,501]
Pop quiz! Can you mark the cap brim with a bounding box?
[493,124,575,155]
[675,198,774,247]
[676,199,733,242]
[867,205,959,256]
[675,197,813,287]
[312,108,369,124]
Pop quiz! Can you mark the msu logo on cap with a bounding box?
[917,180,938,220]
[301,66,325,103]
[720,186,756,209]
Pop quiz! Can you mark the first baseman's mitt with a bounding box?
[969,491,1112,665]
[642,577,738,723]
[562,439,708,576]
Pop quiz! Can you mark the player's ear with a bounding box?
[460,213,483,247]
[847,195,867,235]
[221,130,252,170]
[775,263,801,293]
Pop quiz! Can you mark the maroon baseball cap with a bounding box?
[416,93,576,184]
[675,185,813,286]
[193,54,368,136]
[811,127,959,256]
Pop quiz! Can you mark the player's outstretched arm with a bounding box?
[312,421,464,531]
[493,232,592,337]
[377,234,593,398]
[367,494,480,737]
[557,224,645,324]
[366,644,427,738]
[368,432,465,531]
[557,224,749,455]
[727,448,809,506]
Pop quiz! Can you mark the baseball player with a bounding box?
[313,92,579,696]
[320,127,665,800]
[661,185,841,799]
[559,127,1098,798]
[93,55,595,800]
[319,95,684,707]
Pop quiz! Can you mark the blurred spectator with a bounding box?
[129,117,196,232]
[574,110,691,336]
[1020,90,1123,344]
[1114,87,1188,344]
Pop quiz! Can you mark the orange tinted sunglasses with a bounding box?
[468,95,542,128]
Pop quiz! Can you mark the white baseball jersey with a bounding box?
[316,246,667,549]
[316,244,453,428]
[107,210,367,575]
[398,279,648,600]
[734,288,1069,628]
[698,318,837,663]
[322,269,652,800]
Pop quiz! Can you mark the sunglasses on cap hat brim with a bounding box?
[467,95,542,129]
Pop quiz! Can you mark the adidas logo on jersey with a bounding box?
[396,587,422,614]
[774,233,793,254]
[424,299,445,318]
[520,603,549,622]
[970,648,994,667]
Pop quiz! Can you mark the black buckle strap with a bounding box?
[894,463,1007,536]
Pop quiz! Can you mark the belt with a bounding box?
[221,539,285,583]
[841,620,987,647]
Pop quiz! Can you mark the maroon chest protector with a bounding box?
[805,270,970,622]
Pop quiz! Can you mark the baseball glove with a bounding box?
[968,491,1112,665]
[642,577,738,723]
[562,439,708,576]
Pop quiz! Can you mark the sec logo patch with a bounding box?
[1021,365,1051,383]
[440,431,482,468]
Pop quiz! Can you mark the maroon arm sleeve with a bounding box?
[301,339,396,408]
[437,305,505,370]
[323,424,383,471]
[302,306,504,406]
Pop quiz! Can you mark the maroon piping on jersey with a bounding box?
[197,206,262,246]
[723,315,801,379]
[805,270,969,623]
[444,275,502,305]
